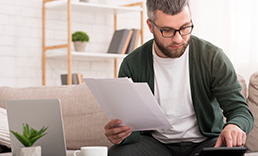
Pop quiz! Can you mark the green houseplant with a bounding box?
[10,123,48,156]
[72,31,90,52]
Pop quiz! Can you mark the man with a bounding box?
[105,0,254,155]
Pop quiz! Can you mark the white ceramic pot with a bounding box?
[16,146,41,156]
[73,41,87,52]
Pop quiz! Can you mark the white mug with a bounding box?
[74,146,108,156]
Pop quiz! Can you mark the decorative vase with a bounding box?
[16,146,41,156]
[73,41,87,52]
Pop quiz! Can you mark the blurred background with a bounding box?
[0,0,257,87]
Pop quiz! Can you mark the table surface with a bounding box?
[1,151,258,156]
[0,150,76,156]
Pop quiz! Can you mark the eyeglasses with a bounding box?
[150,20,194,38]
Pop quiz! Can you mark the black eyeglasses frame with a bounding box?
[150,20,194,38]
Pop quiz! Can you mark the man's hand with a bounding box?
[104,119,133,145]
[214,124,246,147]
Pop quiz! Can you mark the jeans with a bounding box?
[108,135,218,156]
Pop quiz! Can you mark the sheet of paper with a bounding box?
[83,77,172,131]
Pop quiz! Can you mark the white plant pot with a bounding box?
[16,146,41,156]
[73,41,87,52]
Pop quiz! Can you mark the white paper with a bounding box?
[83,77,172,131]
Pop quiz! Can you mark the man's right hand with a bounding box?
[104,119,133,145]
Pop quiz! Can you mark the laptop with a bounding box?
[6,99,67,156]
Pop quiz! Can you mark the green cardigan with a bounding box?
[118,35,254,144]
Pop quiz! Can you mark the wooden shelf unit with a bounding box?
[42,0,144,85]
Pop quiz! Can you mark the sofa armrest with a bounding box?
[246,72,258,153]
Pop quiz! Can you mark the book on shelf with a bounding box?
[77,73,84,84]
[61,73,84,85]
[107,29,133,54]
[125,29,141,54]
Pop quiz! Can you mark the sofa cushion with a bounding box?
[0,84,112,150]
[237,74,247,99]
[246,72,258,153]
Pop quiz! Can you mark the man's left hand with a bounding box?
[214,124,246,147]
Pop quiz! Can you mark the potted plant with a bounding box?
[72,31,90,52]
[10,123,48,156]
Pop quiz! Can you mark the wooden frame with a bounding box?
[42,0,144,85]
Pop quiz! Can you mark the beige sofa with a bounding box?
[0,83,112,156]
[0,72,257,156]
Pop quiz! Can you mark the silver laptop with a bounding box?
[6,99,67,156]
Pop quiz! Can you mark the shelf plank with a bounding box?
[46,51,127,60]
[45,1,143,14]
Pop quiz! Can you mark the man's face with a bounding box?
[147,6,192,58]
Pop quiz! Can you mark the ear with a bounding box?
[146,19,154,34]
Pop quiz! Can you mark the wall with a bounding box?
[0,0,151,87]
[191,0,258,83]
[1,0,256,88]
[0,0,42,87]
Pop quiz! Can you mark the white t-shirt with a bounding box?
[152,43,207,143]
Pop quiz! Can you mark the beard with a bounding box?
[154,33,190,58]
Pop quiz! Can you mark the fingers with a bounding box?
[106,126,132,144]
[104,119,121,130]
[232,129,238,147]
[104,120,132,145]
[214,124,246,147]
[226,126,246,147]
[225,130,233,147]
[214,136,223,147]
[235,129,246,146]
[242,132,246,146]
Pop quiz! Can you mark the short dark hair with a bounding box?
[146,0,190,21]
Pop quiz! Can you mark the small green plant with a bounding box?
[10,123,48,147]
[72,31,89,42]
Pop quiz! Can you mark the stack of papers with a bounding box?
[83,77,172,131]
